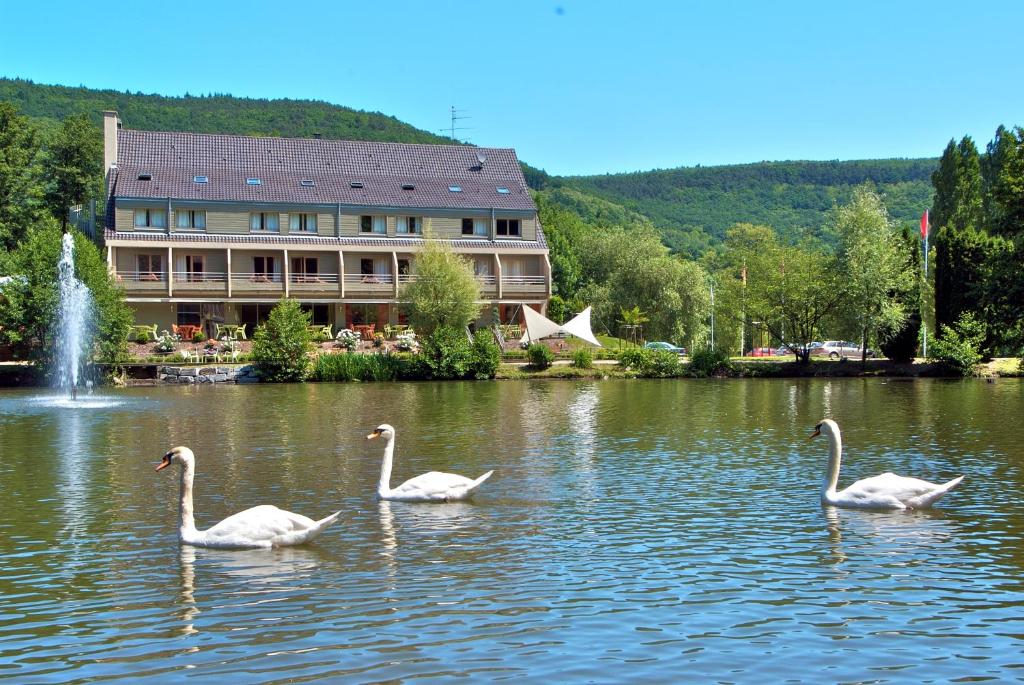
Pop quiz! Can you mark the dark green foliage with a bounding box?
[880,310,921,363]
[618,347,651,370]
[416,327,473,380]
[526,343,554,369]
[554,158,936,255]
[0,102,44,250]
[0,221,131,371]
[640,349,681,377]
[0,77,454,146]
[468,330,501,379]
[928,312,985,376]
[250,298,312,382]
[42,113,102,227]
[571,348,593,369]
[312,352,406,382]
[687,348,734,377]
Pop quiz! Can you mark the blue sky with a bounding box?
[2,1,1020,175]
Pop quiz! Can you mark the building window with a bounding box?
[250,212,279,231]
[177,303,201,326]
[396,216,421,234]
[136,254,162,279]
[176,209,206,230]
[497,218,521,236]
[183,254,204,281]
[360,215,386,234]
[300,303,330,326]
[252,256,276,282]
[398,259,411,276]
[291,256,319,282]
[461,218,488,236]
[134,208,167,229]
[290,213,317,233]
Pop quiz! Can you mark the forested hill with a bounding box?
[2,77,937,255]
[543,158,937,255]
[0,77,453,144]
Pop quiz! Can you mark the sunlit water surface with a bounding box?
[1,379,1022,683]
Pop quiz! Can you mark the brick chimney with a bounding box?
[102,111,120,192]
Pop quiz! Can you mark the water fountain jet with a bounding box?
[54,232,93,399]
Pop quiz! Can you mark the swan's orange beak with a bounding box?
[809,427,821,440]
[366,430,381,440]
[155,454,172,471]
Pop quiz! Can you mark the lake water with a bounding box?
[1,379,1022,683]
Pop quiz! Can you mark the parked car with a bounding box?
[810,340,874,360]
[645,341,686,354]
[749,347,778,357]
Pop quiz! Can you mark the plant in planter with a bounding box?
[192,331,206,343]
[373,332,386,348]
[335,328,358,351]
[395,330,418,352]
[155,331,177,354]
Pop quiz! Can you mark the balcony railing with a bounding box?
[290,273,339,291]
[115,271,166,289]
[344,273,395,293]
[231,272,284,292]
[502,275,547,292]
[172,271,228,291]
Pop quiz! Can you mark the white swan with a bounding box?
[812,419,964,510]
[367,424,493,502]
[156,446,341,549]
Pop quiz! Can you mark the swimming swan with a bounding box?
[367,424,493,502]
[811,419,963,510]
[156,446,341,549]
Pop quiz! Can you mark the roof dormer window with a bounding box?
[246,177,262,185]
[496,186,510,194]
[137,173,152,181]
[300,179,315,187]
[193,175,208,184]
[402,183,415,190]
[448,185,462,193]
[350,181,364,188]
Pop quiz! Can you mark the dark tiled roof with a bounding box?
[102,228,548,250]
[113,130,535,211]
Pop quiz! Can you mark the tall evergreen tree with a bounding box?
[932,136,984,332]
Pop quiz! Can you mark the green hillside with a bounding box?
[1,77,937,255]
[546,159,937,255]
[0,77,453,144]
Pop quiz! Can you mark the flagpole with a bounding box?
[921,210,929,359]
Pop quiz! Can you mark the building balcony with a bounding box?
[344,273,395,295]
[231,272,285,295]
[172,271,228,295]
[290,273,340,294]
[115,271,167,291]
[501,275,547,294]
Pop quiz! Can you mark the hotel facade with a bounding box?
[101,112,550,335]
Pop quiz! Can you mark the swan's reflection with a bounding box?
[177,546,200,637]
[379,501,398,583]
[821,504,962,573]
[175,543,325,637]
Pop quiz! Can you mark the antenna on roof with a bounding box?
[475,150,487,167]
[440,106,471,143]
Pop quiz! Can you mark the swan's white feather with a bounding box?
[816,420,963,511]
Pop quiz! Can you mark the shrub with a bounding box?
[641,349,681,377]
[928,312,985,376]
[527,343,554,369]
[688,348,734,378]
[468,330,501,379]
[618,347,651,370]
[395,330,418,352]
[416,326,473,379]
[572,347,593,369]
[313,351,405,382]
[192,331,206,343]
[251,298,313,382]
[880,310,921,363]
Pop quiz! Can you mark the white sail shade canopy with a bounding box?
[519,305,601,347]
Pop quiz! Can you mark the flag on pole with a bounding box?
[920,210,929,239]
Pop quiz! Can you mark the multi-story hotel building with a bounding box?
[101,111,550,334]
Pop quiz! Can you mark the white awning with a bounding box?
[520,305,601,347]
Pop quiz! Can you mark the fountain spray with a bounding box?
[54,231,93,397]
